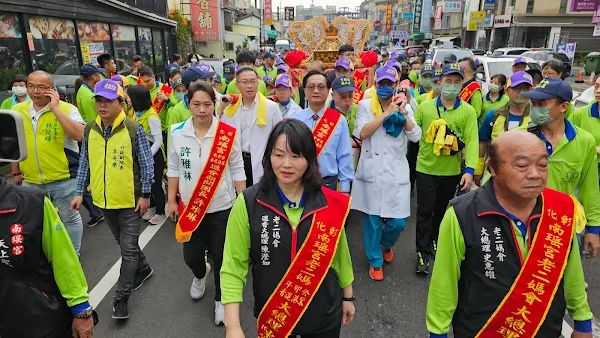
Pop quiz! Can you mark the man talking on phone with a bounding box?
[10,70,86,255]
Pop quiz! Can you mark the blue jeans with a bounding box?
[82,189,102,219]
[22,179,83,255]
[363,214,407,268]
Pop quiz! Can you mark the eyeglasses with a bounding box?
[510,85,532,92]
[239,80,258,87]
[27,84,51,92]
[306,84,327,91]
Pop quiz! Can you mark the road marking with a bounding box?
[561,316,600,337]
[88,217,169,307]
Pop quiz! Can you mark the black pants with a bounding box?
[150,150,166,215]
[415,172,461,255]
[322,175,338,190]
[290,324,341,338]
[182,208,230,301]
[407,141,419,191]
[242,152,253,187]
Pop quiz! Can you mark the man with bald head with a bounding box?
[427,130,593,338]
[10,70,86,255]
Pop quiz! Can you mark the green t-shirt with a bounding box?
[517,120,600,227]
[76,84,97,122]
[415,98,479,176]
[481,93,510,124]
[426,204,592,335]
[225,78,268,96]
[467,89,483,121]
[569,102,600,146]
[220,193,355,305]
[149,81,179,131]
[255,65,278,81]
[416,91,436,105]
[1,95,29,110]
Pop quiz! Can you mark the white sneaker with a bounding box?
[214,301,225,325]
[190,276,206,300]
[142,207,156,221]
[149,213,167,225]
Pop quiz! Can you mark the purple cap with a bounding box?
[275,57,285,66]
[93,79,121,100]
[513,57,527,65]
[335,57,353,70]
[390,52,398,60]
[263,75,274,84]
[197,63,216,76]
[375,65,398,83]
[386,59,402,71]
[509,71,533,87]
[275,74,292,88]
[277,63,289,72]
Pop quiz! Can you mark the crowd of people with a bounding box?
[1,44,599,338]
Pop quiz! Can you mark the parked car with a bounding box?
[407,45,426,57]
[521,51,572,78]
[429,47,474,67]
[475,56,541,95]
[492,47,530,56]
[470,49,487,56]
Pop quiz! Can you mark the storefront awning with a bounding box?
[409,33,425,40]
[98,0,176,26]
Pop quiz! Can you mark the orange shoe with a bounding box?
[382,247,394,263]
[369,266,383,281]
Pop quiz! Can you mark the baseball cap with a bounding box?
[168,63,181,72]
[277,64,289,72]
[81,64,101,76]
[520,78,573,102]
[508,71,533,88]
[181,67,204,87]
[171,78,184,89]
[421,64,435,76]
[214,76,222,84]
[93,79,121,100]
[264,52,276,59]
[375,65,398,83]
[443,53,457,63]
[513,57,527,65]
[396,53,408,62]
[223,64,236,80]
[432,68,443,81]
[263,75,274,84]
[275,57,285,66]
[331,76,356,93]
[401,61,410,70]
[197,63,216,77]
[111,75,129,88]
[441,63,464,78]
[274,74,292,88]
[385,60,402,72]
[335,57,353,71]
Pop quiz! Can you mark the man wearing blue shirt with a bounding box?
[293,70,355,193]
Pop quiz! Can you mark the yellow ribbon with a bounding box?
[425,119,458,155]
[223,92,268,126]
[370,93,384,117]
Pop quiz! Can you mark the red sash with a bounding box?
[312,108,342,157]
[152,84,173,113]
[475,188,576,338]
[136,77,144,85]
[257,188,351,338]
[174,121,237,243]
[352,71,366,104]
[459,81,481,103]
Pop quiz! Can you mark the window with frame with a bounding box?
[152,29,164,81]
[112,24,137,75]
[138,27,154,68]
[0,12,26,91]
[559,0,568,14]
[29,16,79,76]
[526,0,534,13]
[226,42,234,51]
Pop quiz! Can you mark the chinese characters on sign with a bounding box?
[385,4,393,33]
[467,11,486,31]
[284,7,294,21]
[264,0,273,25]
[261,215,271,266]
[571,0,596,12]
[191,0,220,42]
[412,0,423,33]
[481,228,496,280]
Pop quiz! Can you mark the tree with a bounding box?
[242,38,249,50]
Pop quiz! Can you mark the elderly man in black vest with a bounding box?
[426,130,592,338]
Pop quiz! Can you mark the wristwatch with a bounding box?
[11,172,22,177]
[342,296,355,302]
[74,307,94,318]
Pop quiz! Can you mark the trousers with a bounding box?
[149,150,166,215]
[290,323,341,338]
[363,214,407,268]
[183,208,230,301]
[415,172,461,255]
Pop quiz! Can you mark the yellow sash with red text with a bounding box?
[459,81,481,103]
[175,121,237,243]
[313,108,342,157]
[352,71,366,104]
[475,188,576,338]
[152,84,173,113]
[257,188,351,338]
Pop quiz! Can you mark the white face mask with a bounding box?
[191,58,198,63]
[12,86,27,97]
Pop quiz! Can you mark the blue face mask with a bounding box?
[376,86,394,100]
[279,99,290,105]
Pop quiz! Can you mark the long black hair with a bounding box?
[127,85,152,112]
[260,119,323,191]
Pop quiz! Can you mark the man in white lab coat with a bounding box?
[351,65,422,281]
[218,67,283,186]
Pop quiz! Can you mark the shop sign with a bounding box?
[385,4,393,33]
[29,16,75,40]
[571,0,595,12]
[493,14,512,28]
[191,0,220,41]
